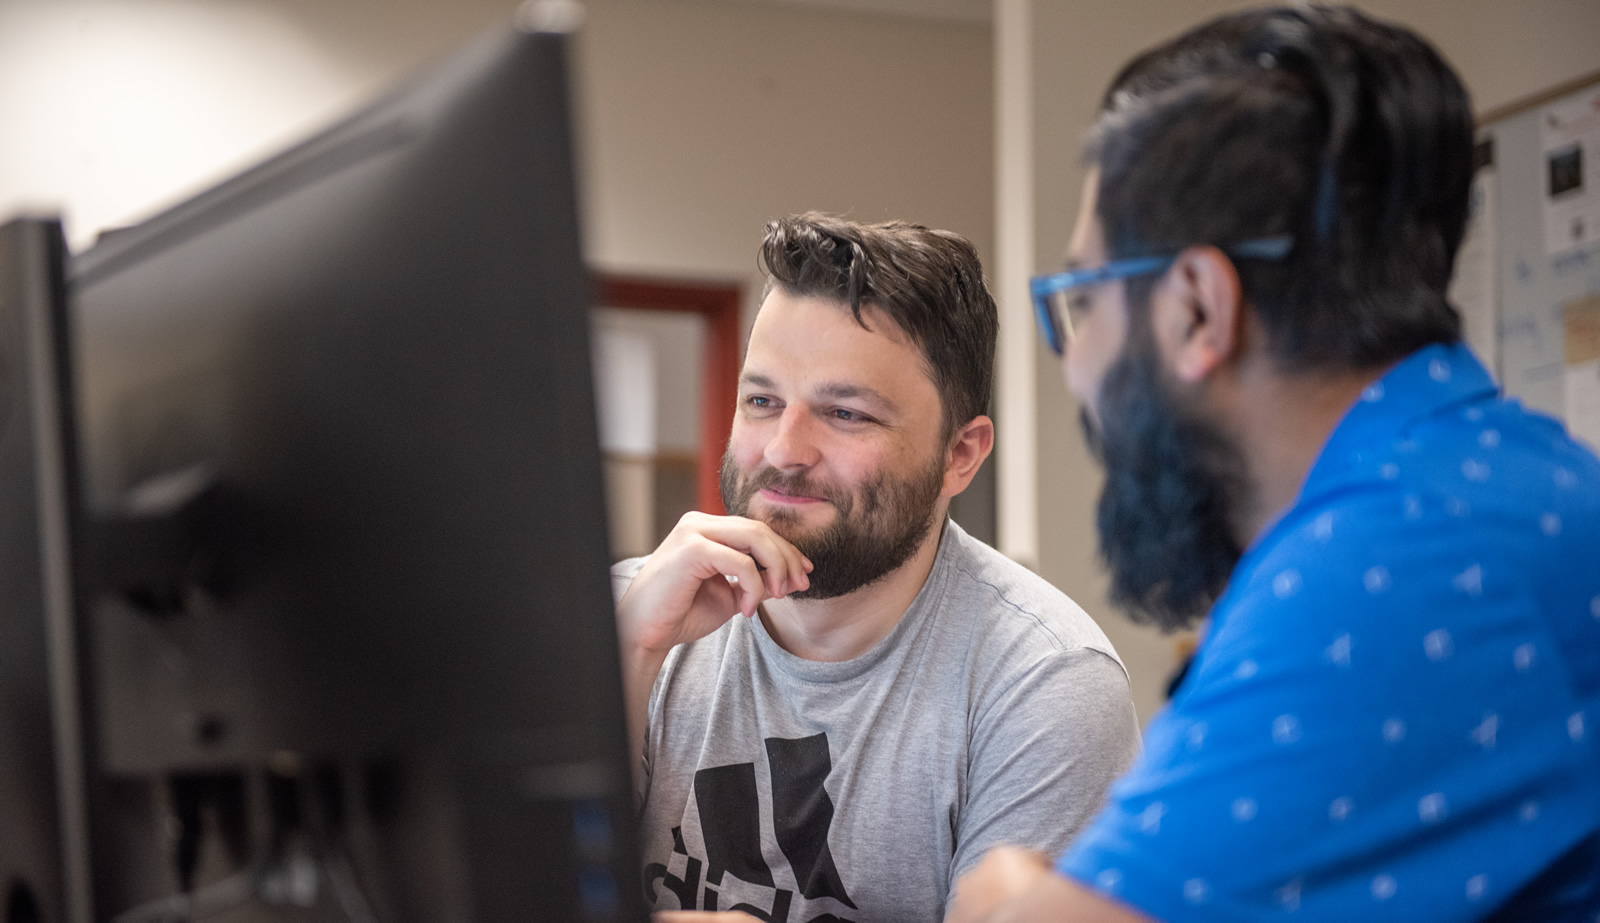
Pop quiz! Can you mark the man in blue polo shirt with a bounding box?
[949,6,1600,922]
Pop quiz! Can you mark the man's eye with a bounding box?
[1067,292,1093,320]
[830,408,870,424]
[745,395,776,411]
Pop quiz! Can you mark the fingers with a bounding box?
[679,513,812,598]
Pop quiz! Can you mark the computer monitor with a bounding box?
[0,217,72,923]
[48,22,641,923]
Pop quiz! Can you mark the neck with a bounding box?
[759,517,948,662]
[1228,359,1394,547]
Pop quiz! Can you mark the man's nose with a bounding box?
[763,406,822,470]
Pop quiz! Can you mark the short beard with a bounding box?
[719,451,945,600]
[1086,329,1249,632]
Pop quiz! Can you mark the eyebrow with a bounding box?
[739,373,901,414]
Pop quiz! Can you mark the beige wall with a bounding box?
[3,0,1595,727]
[1004,0,1600,725]
[0,0,995,291]
[576,0,995,282]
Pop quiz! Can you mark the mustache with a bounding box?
[737,464,850,509]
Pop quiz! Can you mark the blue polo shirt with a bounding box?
[1060,342,1600,921]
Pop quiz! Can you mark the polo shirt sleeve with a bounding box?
[1057,492,1597,921]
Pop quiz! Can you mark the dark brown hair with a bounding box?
[759,212,997,441]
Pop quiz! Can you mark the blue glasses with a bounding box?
[1030,235,1295,356]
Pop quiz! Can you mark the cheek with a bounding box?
[726,421,767,468]
[1064,344,1106,410]
[1064,312,1125,410]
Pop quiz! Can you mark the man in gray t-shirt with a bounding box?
[614,213,1140,922]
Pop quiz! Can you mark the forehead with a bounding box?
[744,290,936,403]
[1067,169,1107,264]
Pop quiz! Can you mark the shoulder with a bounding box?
[610,555,648,602]
[935,524,1131,713]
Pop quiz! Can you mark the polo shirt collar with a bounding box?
[1300,341,1498,501]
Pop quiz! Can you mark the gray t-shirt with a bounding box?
[612,519,1141,922]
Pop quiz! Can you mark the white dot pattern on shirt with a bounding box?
[1277,878,1303,911]
[1464,407,1485,422]
[1139,802,1165,835]
[1466,875,1488,901]
[1326,634,1352,668]
[1371,874,1398,901]
[1092,398,1592,912]
[1418,792,1447,824]
[1471,714,1498,749]
[1430,359,1452,382]
[1362,383,1385,402]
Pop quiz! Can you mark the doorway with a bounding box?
[590,275,741,560]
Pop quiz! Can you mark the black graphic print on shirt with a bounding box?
[644,732,857,922]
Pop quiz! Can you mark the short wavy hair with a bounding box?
[759,212,997,442]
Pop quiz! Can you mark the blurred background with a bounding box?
[3,0,1595,724]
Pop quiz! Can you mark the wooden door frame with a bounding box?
[592,273,743,515]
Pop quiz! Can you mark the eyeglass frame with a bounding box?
[1030,235,1295,356]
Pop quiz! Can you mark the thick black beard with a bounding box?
[1086,331,1248,632]
[718,450,945,600]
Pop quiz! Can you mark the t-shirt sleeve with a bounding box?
[950,646,1142,887]
[1058,500,1596,921]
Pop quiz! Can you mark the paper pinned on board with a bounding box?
[1450,143,1498,376]
[1564,293,1600,452]
[1541,88,1600,256]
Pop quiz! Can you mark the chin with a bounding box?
[758,511,831,546]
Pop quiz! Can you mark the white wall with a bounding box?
[1001,0,1600,726]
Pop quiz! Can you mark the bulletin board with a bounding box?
[1454,71,1600,451]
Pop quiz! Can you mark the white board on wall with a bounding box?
[1479,75,1600,452]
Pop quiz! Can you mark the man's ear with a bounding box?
[942,414,995,499]
[1148,246,1245,383]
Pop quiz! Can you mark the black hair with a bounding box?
[1089,5,1474,370]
